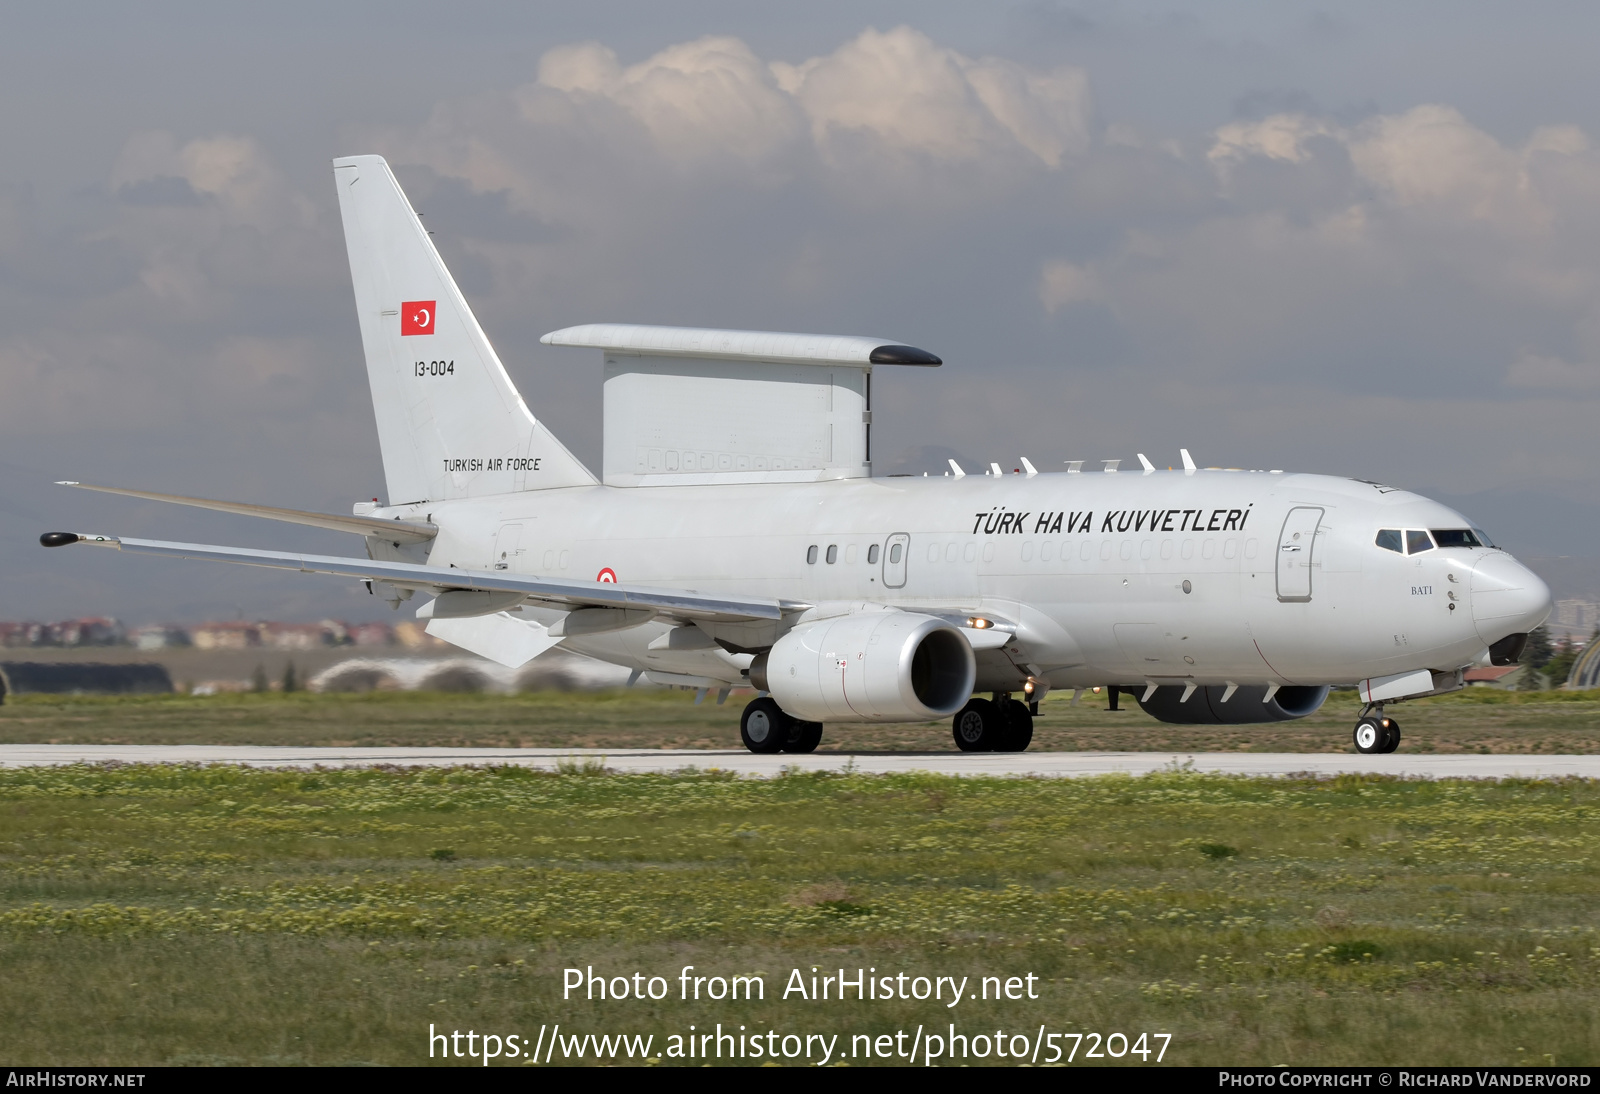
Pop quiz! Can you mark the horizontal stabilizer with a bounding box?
[541,324,941,366]
[56,482,437,544]
[41,532,793,623]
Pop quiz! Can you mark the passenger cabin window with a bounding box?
[806,545,818,565]
[1406,529,1435,555]
[1375,529,1403,553]
[867,543,880,564]
[1431,529,1483,549]
[889,543,902,564]
[825,545,838,564]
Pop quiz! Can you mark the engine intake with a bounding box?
[1137,684,1329,725]
[753,611,975,723]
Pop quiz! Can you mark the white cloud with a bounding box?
[0,130,347,448]
[1209,113,1334,168]
[774,27,1090,167]
[537,37,804,168]
[1207,104,1600,245]
[366,32,1600,447]
[397,26,1091,215]
[1346,105,1524,220]
[111,131,313,227]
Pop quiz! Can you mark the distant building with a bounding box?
[0,618,126,648]
[132,624,191,650]
[1554,599,1598,630]
[258,622,335,650]
[392,621,446,650]
[0,616,408,651]
[1549,599,1600,642]
[0,622,44,648]
[189,622,260,650]
[348,622,394,647]
[54,618,124,646]
[1464,664,1524,689]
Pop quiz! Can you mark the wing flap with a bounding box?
[424,613,562,668]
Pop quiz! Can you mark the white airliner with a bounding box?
[42,156,1552,755]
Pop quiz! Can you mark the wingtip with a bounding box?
[41,532,119,548]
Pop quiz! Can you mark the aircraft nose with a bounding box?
[1470,553,1553,644]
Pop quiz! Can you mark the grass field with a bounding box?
[1,762,1598,1066]
[3,686,1600,753]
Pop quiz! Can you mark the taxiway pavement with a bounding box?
[0,745,1596,779]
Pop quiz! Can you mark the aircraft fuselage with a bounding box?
[373,468,1549,693]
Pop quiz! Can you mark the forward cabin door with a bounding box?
[882,533,909,588]
[1275,507,1324,602]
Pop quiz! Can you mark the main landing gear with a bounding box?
[739,696,823,754]
[1353,705,1401,754]
[952,694,1035,753]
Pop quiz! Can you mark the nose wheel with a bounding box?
[1353,710,1401,754]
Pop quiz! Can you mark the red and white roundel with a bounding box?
[596,567,617,583]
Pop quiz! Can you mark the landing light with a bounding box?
[966,617,993,629]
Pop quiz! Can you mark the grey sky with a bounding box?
[5,2,1600,624]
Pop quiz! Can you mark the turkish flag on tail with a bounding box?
[401,301,436,336]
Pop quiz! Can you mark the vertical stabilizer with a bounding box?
[333,155,595,503]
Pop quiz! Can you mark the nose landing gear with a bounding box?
[1353,705,1401,754]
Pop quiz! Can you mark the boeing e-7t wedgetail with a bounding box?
[41,156,1553,755]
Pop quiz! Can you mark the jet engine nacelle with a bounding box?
[1136,684,1330,725]
[753,610,976,723]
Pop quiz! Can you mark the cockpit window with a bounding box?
[1375,529,1403,553]
[1431,529,1484,549]
[1472,527,1497,549]
[1406,529,1435,554]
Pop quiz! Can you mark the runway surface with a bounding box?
[1,744,1597,779]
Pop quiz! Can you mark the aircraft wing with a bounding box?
[40,533,791,623]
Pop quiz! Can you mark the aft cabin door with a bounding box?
[1275,507,1323,602]
[882,533,909,588]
